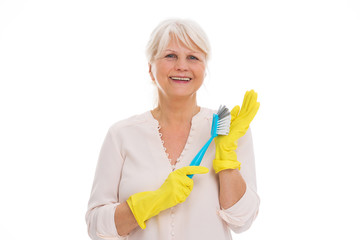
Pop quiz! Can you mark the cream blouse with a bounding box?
[85,107,260,240]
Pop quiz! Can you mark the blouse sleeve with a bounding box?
[217,128,260,233]
[85,127,127,240]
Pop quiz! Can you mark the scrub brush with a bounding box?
[188,105,231,178]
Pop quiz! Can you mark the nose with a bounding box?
[175,57,189,71]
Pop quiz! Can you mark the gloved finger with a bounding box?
[182,179,194,191]
[184,186,192,196]
[231,102,259,129]
[229,103,260,136]
[179,185,192,202]
[245,90,258,111]
[239,92,258,118]
[240,90,251,112]
[240,90,254,112]
[178,166,209,175]
[250,102,260,119]
[243,100,260,121]
[179,175,194,189]
[230,105,240,123]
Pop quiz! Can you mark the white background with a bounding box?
[1,0,359,239]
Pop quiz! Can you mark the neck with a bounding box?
[152,93,200,128]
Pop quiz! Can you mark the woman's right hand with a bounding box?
[126,166,208,229]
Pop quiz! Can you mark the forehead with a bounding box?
[163,37,203,54]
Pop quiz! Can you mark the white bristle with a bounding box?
[216,105,231,135]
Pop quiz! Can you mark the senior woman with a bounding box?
[86,19,260,240]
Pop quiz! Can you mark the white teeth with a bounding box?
[170,77,191,81]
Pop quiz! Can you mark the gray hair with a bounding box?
[146,19,211,64]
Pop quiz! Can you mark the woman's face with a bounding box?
[149,37,206,101]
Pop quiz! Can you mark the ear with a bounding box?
[148,63,155,81]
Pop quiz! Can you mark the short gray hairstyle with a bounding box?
[146,19,211,64]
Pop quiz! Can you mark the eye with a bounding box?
[188,55,199,60]
[165,54,177,58]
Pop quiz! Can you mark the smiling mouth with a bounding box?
[170,77,192,81]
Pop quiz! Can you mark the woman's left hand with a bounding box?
[213,90,260,173]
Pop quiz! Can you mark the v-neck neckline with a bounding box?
[147,108,204,171]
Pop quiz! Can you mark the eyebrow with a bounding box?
[164,49,202,55]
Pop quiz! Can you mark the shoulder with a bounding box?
[107,111,153,134]
[198,107,216,120]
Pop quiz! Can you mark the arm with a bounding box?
[217,128,260,233]
[86,126,209,238]
[114,202,138,236]
[213,90,260,232]
[219,169,246,209]
[85,128,128,239]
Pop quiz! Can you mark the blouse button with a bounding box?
[171,231,175,236]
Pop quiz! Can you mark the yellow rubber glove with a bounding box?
[126,166,208,229]
[213,90,260,173]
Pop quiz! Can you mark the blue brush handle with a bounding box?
[187,135,215,179]
[187,113,219,179]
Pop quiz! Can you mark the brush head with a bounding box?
[216,105,231,136]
